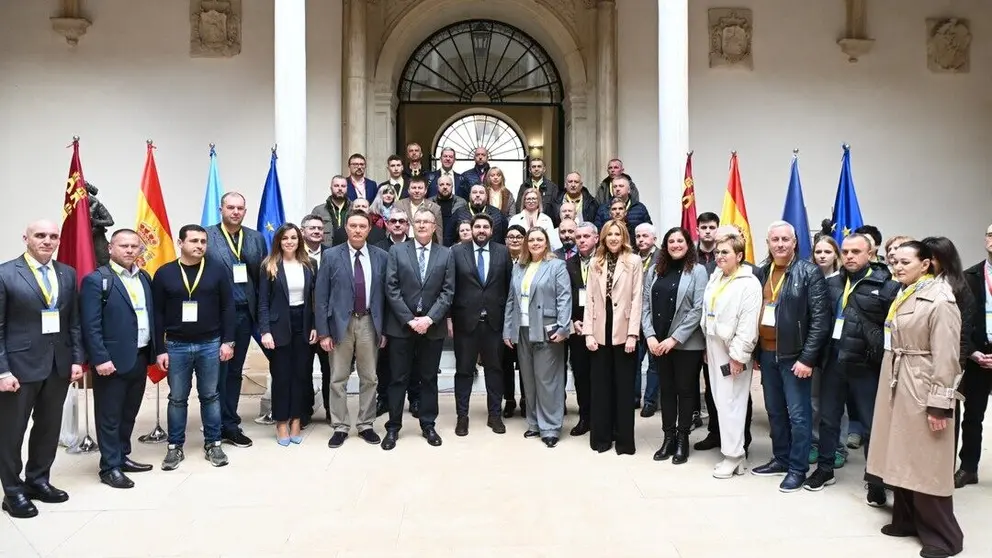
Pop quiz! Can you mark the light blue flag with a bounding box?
[782,152,812,259]
[200,144,223,227]
[830,144,865,244]
[257,148,285,248]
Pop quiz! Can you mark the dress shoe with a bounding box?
[120,458,153,473]
[542,436,559,448]
[376,401,388,417]
[880,524,917,538]
[953,469,978,488]
[693,434,721,451]
[487,416,506,434]
[381,431,398,451]
[100,469,135,489]
[569,419,590,436]
[358,429,381,444]
[920,545,952,558]
[422,427,443,446]
[639,403,657,418]
[502,400,516,419]
[672,429,690,465]
[455,416,469,437]
[24,481,68,503]
[653,430,676,461]
[524,430,541,439]
[409,401,421,419]
[1,492,38,519]
[328,431,349,448]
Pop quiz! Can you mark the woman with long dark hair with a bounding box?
[258,223,317,445]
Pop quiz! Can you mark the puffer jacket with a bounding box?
[754,258,830,367]
[825,266,900,369]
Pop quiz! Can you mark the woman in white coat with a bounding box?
[701,232,763,479]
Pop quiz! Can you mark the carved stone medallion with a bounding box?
[926,18,970,73]
[709,8,753,69]
[190,0,242,58]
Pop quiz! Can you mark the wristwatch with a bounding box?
[225,342,236,348]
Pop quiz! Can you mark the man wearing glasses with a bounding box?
[301,215,332,424]
[345,153,378,201]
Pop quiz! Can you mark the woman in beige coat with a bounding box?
[585,219,643,455]
[867,241,963,558]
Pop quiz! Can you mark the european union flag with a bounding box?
[782,152,812,259]
[830,144,864,244]
[257,148,285,248]
[200,144,223,227]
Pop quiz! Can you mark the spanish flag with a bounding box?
[720,152,755,263]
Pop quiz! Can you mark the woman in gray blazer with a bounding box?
[641,227,708,464]
[503,227,572,447]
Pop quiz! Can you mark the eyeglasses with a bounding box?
[388,218,408,224]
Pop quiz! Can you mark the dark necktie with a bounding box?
[354,251,366,314]
[477,247,486,283]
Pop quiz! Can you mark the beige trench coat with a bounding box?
[867,279,962,497]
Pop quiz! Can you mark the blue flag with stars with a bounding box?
[257,149,285,248]
[782,154,812,259]
[830,144,864,244]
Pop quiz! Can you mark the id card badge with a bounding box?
[578,288,587,307]
[883,323,892,351]
[41,309,60,334]
[232,263,248,284]
[986,312,992,341]
[760,304,776,327]
[182,301,199,323]
[832,318,844,340]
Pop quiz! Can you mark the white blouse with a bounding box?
[284,260,305,307]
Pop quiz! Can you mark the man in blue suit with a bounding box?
[80,229,156,489]
[205,192,267,448]
[345,153,379,201]
[315,210,389,449]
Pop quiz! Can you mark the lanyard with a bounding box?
[115,265,143,306]
[522,262,541,295]
[709,269,739,312]
[580,258,590,284]
[25,255,55,308]
[221,227,243,262]
[566,195,583,215]
[180,259,206,300]
[886,274,935,323]
[642,251,654,273]
[768,260,791,302]
[841,268,873,310]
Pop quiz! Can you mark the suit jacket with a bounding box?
[964,261,989,352]
[384,241,455,339]
[450,242,512,333]
[640,263,708,351]
[347,176,379,201]
[566,254,591,323]
[257,260,316,347]
[205,224,267,320]
[80,265,157,374]
[585,253,643,346]
[315,243,388,343]
[426,169,468,199]
[503,258,572,343]
[394,198,444,244]
[0,257,84,382]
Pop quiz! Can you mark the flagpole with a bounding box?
[139,384,168,444]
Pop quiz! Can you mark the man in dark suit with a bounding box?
[426,147,468,199]
[0,220,85,518]
[565,221,598,437]
[205,192,267,449]
[381,208,455,450]
[379,155,410,200]
[345,153,379,201]
[316,210,389,449]
[301,214,331,424]
[79,229,156,489]
[449,184,508,245]
[450,214,512,436]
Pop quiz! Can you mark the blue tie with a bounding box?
[40,264,55,308]
[477,247,486,283]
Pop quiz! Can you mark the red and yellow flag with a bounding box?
[720,152,755,263]
[680,151,699,242]
[57,138,96,287]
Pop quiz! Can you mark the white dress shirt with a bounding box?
[111,261,150,348]
[306,245,323,270]
[349,243,373,310]
[284,260,305,307]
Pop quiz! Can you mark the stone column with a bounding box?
[596,0,617,178]
[274,0,307,222]
[657,0,689,229]
[345,0,367,158]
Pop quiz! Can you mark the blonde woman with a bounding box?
[508,189,560,250]
[369,184,397,224]
[884,235,914,269]
[484,167,515,215]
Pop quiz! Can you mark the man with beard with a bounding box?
[449,184,507,244]
[345,153,378,201]
[427,147,468,199]
[553,218,577,260]
[462,147,491,192]
[431,174,467,247]
[311,176,351,246]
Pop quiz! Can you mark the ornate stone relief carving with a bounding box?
[926,18,971,74]
[708,8,753,70]
[189,0,242,58]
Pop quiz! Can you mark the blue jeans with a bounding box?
[218,306,253,432]
[759,352,812,475]
[635,339,659,405]
[166,338,222,446]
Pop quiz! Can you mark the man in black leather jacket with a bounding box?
[802,234,898,505]
[750,221,830,493]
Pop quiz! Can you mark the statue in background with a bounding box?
[86,182,114,267]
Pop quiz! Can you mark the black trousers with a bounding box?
[891,487,964,555]
[0,362,69,492]
[569,336,592,421]
[816,359,878,473]
[377,345,421,406]
[502,345,525,404]
[956,359,991,473]
[453,321,504,417]
[701,363,713,428]
[655,349,704,432]
[309,343,331,415]
[387,335,443,431]
[270,307,311,422]
[590,341,637,454]
[93,352,148,475]
[700,361,754,449]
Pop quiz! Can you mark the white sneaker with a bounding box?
[713,457,746,479]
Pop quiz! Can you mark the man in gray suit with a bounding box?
[206,192,266,448]
[0,220,85,519]
[381,208,455,450]
[316,210,389,449]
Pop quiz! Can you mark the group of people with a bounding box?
[0,147,986,558]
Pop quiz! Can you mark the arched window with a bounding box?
[434,114,527,185]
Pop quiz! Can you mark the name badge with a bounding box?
[41,309,60,334]
[232,263,248,284]
[832,318,844,340]
[760,304,776,327]
[182,301,199,323]
[883,324,892,351]
[578,288,587,308]
[986,312,992,342]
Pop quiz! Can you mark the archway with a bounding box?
[433,112,528,184]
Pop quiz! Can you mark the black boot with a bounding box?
[653,429,676,461]
[672,428,690,465]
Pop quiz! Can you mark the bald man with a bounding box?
[0,220,85,518]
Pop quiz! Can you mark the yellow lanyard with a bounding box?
[580,258,590,284]
[841,268,873,310]
[113,264,142,306]
[567,195,583,217]
[642,251,654,273]
[522,262,541,295]
[886,274,935,324]
[25,255,54,307]
[330,203,346,227]
[768,260,791,302]
[180,259,206,300]
[709,269,739,312]
[221,227,243,262]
